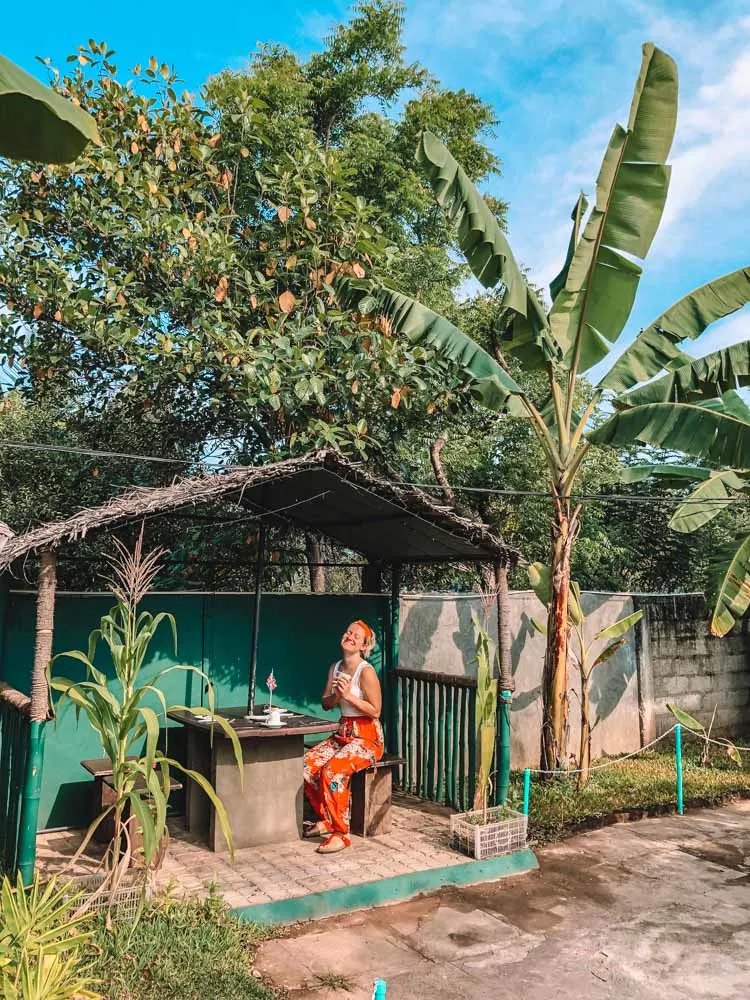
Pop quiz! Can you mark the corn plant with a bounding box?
[48,530,242,881]
[529,563,642,788]
[470,610,498,820]
[0,873,98,1000]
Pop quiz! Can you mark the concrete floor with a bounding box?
[255,801,750,1000]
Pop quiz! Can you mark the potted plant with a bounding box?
[450,611,528,859]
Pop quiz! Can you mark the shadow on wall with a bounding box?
[579,593,638,729]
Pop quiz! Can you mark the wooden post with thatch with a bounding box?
[18,549,57,882]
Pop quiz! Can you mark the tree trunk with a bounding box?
[31,550,57,722]
[305,534,326,593]
[577,671,591,790]
[305,533,326,593]
[540,509,575,772]
[495,562,513,693]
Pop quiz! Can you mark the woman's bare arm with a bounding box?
[321,664,340,711]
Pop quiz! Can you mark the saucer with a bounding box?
[263,720,285,728]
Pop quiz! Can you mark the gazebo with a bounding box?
[0,449,518,885]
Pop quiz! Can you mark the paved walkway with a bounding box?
[37,795,464,910]
[255,801,750,1000]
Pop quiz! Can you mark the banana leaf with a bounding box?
[0,53,100,163]
[620,464,710,486]
[549,44,678,373]
[615,338,750,407]
[589,401,750,469]
[550,193,588,303]
[601,266,750,393]
[709,532,750,636]
[416,130,557,368]
[336,278,526,412]
[669,470,746,533]
[667,703,705,731]
[594,609,643,640]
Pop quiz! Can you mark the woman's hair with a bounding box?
[353,620,376,656]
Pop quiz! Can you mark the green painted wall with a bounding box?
[0,591,387,830]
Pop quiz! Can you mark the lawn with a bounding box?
[86,891,276,1000]
[508,739,750,843]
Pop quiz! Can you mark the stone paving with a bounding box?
[36,794,464,909]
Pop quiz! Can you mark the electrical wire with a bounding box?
[0,439,746,505]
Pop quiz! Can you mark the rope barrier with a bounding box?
[520,721,750,819]
[523,724,679,776]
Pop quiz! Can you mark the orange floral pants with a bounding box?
[304,717,384,843]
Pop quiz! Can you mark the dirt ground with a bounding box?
[255,800,750,1000]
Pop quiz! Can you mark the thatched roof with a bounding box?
[0,449,516,570]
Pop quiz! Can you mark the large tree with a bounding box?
[341,43,750,771]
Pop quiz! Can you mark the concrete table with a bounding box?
[167,708,337,852]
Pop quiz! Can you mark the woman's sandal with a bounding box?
[303,822,329,839]
[316,834,350,854]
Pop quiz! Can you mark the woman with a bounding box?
[303,620,384,854]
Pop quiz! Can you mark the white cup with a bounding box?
[268,708,282,726]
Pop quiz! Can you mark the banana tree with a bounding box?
[338,42,750,771]
[621,448,750,637]
[527,562,642,788]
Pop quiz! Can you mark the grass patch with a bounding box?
[86,890,277,1000]
[312,972,356,991]
[506,740,750,844]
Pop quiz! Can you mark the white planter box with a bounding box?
[450,807,528,860]
[63,871,152,921]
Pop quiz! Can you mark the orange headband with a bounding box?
[354,620,374,644]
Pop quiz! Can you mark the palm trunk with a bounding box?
[540,508,575,773]
[305,533,326,593]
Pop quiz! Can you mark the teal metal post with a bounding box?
[387,564,401,754]
[247,524,267,716]
[497,692,512,805]
[18,720,45,883]
[373,981,387,1000]
[522,768,531,816]
[675,723,684,815]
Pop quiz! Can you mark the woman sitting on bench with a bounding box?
[303,620,384,854]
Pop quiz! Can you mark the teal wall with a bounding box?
[0,591,388,830]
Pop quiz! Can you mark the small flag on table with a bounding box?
[266,670,277,711]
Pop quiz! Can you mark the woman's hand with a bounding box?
[333,673,353,702]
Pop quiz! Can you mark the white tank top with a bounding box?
[333,660,369,716]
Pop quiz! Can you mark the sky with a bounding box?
[4,0,750,373]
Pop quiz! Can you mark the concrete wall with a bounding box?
[399,591,750,768]
[638,595,750,740]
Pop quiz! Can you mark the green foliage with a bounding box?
[667,704,742,767]
[49,535,243,871]
[0,874,98,1000]
[86,892,274,1000]
[470,610,498,815]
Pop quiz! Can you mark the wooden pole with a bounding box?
[30,550,57,722]
[19,549,57,882]
[246,525,266,716]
